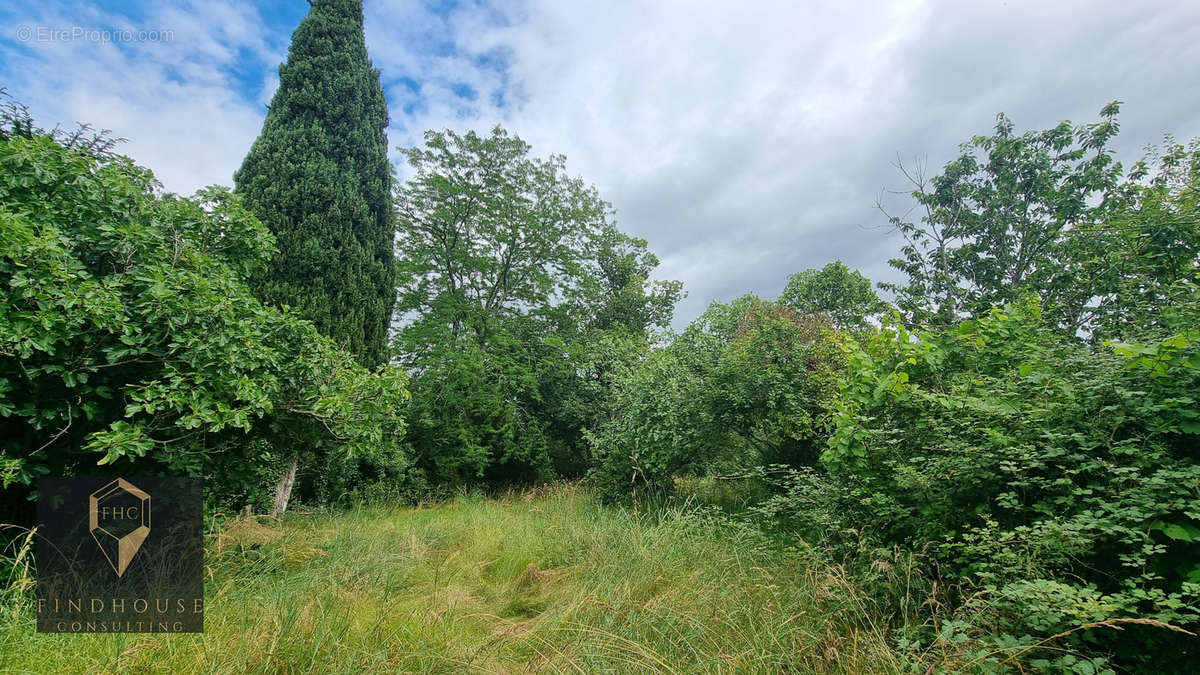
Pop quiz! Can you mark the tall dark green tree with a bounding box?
[234,0,394,369]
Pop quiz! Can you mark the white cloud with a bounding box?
[377,0,1200,326]
[1,0,275,194]
[5,0,1199,327]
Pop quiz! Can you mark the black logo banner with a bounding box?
[35,476,203,633]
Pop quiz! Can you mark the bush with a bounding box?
[0,133,411,512]
[587,297,846,501]
[401,332,553,485]
[586,346,718,499]
[821,297,1200,670]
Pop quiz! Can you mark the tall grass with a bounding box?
[0,484,905,673]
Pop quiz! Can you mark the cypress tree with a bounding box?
[234,0,394,368]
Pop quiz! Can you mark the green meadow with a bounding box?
[2,485,905,674]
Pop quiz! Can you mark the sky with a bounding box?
[2,0,1199,327]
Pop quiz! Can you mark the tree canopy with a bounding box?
[780,260,886,331]
[879,103,1125,329]
[234,0,394,368]
[0,131,409,515]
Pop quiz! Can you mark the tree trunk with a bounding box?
[271,455,299,517]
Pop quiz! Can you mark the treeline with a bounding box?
[582,107,1200,671]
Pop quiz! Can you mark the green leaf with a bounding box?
[1160,522,1200,542]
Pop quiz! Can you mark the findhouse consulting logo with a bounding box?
[89,478,151,577]
[36,476,203,633]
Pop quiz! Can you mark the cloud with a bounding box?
[4,0,1199,327]
[362,0,1200,325]
[0,0,289,193]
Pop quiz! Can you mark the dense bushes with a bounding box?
[401,330,552,483]
[0,132,411,513]
[612,290,1199,669]
[584,107,1200,671]
[587,296,846,497]
[811,298,1200,668]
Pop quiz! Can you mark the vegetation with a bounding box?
[781,261,887,332]
[2,486,904,673]
[233,0,396,512]
[581,105,1200,672]
[234,0,394,369]
[0,123,410,520]
[1,2,1198,670]
[587,296,846,497]
[817,298,1200,669]
[393,127,681,485]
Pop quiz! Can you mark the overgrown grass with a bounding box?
[0,484,905,673]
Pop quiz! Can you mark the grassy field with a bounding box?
[1,484,907,673]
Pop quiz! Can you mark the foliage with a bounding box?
[586,345,720,499]
[1108,281,1200,378]
[578,226,684,333]
[779,260,887,332]
[0,132,410,511]
[233,0,394,369]
[394,127,679,483]
[713,302,846,467]
[394,126,609,346]
[588,297,847,500]
[534,326,652,478]
[535,227,682,477]
[400,327,551,483]
[820,298,1200,670]
[1,87,125,161]
[1080,138,1200,340]
[880,103,1126,329]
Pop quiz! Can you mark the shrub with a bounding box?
[0,133,410,512]
[587,298,847,501]
[822,297,1200,669]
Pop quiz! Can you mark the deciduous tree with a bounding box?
[394,127,680,481]
[780,261,886,332]
[879,103,1124,329]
